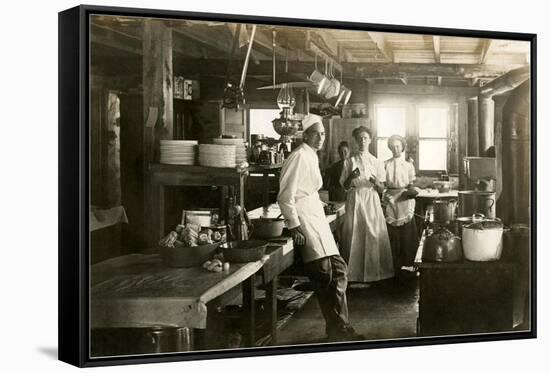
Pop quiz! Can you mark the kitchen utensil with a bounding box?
[251,217,284,238]
[454,213,485,236]
[159,241,220,268]
[422,226,463,262]
[433,180,452,193]
[432,199,457,223]
[220,240,268,263]
[462,218,506,261]
[458,190,496,218]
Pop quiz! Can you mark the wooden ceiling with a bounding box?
[91,15,530,87]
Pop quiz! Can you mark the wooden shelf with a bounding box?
[147,163,247,245]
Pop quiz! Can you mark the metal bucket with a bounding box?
[458,190,496,218]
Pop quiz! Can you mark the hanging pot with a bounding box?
[422,226,463,262]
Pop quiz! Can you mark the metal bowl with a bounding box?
[272,117,300,137]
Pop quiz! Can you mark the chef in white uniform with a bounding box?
[277,114,362,342]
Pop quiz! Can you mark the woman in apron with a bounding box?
[339,126,394,283]
[383,135,420,276]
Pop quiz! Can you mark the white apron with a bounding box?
[296,193,339,263]
[340,152,394,282]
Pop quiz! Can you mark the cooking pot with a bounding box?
[454,213,486,237]
[432,199,457,223]
[458,190,496,218]
[422,227,463,262]
[250,217,284,239]
[462,218,507,261]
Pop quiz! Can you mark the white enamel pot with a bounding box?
[462,219,506,261]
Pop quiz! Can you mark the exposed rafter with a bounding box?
[479,39,495,64]
[433,36,441,63]
[367,32,394,62]
[349,63,510,79]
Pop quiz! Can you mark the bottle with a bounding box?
[226,196,235,241]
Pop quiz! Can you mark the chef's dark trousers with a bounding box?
[304,254,350,336]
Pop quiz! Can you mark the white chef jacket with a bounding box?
[277,143,340,262]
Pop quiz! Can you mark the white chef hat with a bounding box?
[301,114,323,132]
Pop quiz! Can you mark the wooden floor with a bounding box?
[274,271,419,345]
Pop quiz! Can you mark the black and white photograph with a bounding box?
[3,0,548,372]
[71,5,536,363]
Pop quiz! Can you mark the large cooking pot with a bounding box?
[250,217,285,239]
[454,213,486,237]
[462,219,506,261]
[432,199,457,223]
[458,190,496,218]
[422,227,463,262]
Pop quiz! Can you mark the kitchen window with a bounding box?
[375,106,407,162]
[249,109,281,140]
[417,107,449,172]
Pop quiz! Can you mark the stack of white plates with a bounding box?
[213,138,247,164]
[160,140,197,165]
[199,144,237,168]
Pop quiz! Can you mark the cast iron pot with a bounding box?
[250,217,285,239]
[422,226,463,262]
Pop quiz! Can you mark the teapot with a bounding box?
[422,226,463,262]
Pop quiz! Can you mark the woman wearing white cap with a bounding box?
[383,135,419,277]
[339,126,394,283]
[277,114,362,342]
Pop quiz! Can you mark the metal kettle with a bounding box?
[422,226,463,262]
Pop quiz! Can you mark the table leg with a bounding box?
[266,276,278,345]
[263,172,269,208]
[242,273,256,347]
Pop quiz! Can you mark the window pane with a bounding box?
[418,107,448,138]
[250,109,281,139]
[376,107,406,138]
[377,139,393,162]
[419,139,447,170]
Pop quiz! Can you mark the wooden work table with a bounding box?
[90,236,295,353]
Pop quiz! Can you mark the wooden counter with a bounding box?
[415,230,517,336]
[247,201,346,233]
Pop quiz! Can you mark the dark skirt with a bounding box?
[387,218,419,271]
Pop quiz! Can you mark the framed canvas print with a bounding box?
[58,4,537,367]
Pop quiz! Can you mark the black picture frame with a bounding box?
[59,4,537,367]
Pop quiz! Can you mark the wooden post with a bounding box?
[143,20,173,245]
[143,19,174,164]
[467,97,479,157]
[242,274,256,347]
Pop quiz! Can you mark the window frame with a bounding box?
[416,105,451,174]
[373,102,452,177]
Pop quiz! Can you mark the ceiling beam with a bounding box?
[348,62,512,79]
[433,36,441,63]
[91,23,142,55]
[479,39,495,64]
[312,31,340,58]
[367,32,394,62]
